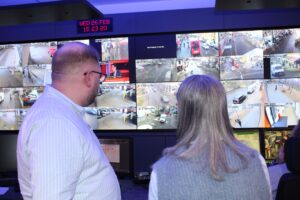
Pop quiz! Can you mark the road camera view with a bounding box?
[222,80,265,128]
[220,54,263,80]
[23,64,52,86]
[136,58,177,83]
[264,28,300,55]
[176,32,219,58]
[0,67,23,88]
[99,37,129,61]
[219,31,264,81]
[0,88,23,110]
[23,42,56,65]
[228,104,264,128]
[270,53,300,78]
[222,80,263,105]
[264,79,300,127]
[0,87,43,110]
[137,82,179,129]
[219,30,264,56]
[0,42,57,67]
[0,44,21,66]
[85,83,137,130]
[136,57,219,83]
[94,83,136,108]
[84,106,137,130]
[265,79,300,104]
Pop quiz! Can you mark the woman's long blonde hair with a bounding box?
[164,75,250,180]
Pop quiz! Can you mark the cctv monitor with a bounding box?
[99,137,132,175]
[233,130,261,153]
[264,130,292,163]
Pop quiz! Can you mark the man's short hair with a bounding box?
[52,42,100,75]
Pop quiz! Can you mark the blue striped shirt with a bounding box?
[17,85,121,200]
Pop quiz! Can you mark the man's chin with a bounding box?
[86,94,97,107]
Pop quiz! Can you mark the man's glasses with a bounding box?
[84,71,107,82]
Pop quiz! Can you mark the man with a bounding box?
[17,42,121,200]
[111,64,121,78]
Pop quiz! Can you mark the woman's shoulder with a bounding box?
[152,155,184,171]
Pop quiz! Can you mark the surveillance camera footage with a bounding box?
[1,28,300,131]
[223,80,265,128]
[220,55,264,80]
[85,107,137,130]
[136,82,179,129]
[94,83,136,108]
[176,32,219,58]
[264,28,300,55]
[22,64,52,86]
[270,53,300,78]
[136,58,177,83]
[136,57,219,83]
[228,104,264,128]
[265,79,300,104]
[98,37,129,61]
[219,30,264,57]
[0,67,23,88]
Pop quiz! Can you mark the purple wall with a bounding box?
[1,7,300,43]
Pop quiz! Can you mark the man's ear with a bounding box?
[83,72,93,88]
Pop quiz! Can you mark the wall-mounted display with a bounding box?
[0,28,299,131]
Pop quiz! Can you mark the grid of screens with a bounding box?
[0,28,300,130]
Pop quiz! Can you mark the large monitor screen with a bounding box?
[99,138,131,175]
[233,130,261,153]
[137,82,179,129]
[264,130,292,163]
[219,30,264,80]
[264,28,300,79]
[1,28,300,130]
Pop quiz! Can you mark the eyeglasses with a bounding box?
[84,71,107,82]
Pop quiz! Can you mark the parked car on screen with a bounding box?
[159,114,167,123]
[190,40,201,56]
[233,95,247,104]
[23,90,38,106]
[207,41,218,50]
[247,84,256,94]
[271,64,285,77]
[161,95,169,103]
[202,43,210,50]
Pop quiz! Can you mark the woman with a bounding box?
[149,75,271,200]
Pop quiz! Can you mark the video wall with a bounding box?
[0,28,300,131]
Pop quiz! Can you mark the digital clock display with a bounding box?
[77,18,113,33]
